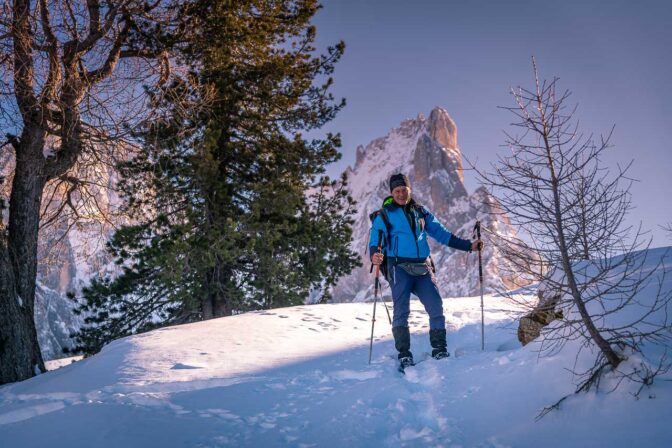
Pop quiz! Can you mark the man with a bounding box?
[370,173,482,370]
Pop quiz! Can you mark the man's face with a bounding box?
[392,186,410,206]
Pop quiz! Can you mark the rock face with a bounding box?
[34,208,118,358]
[332,107,532,302]
[1,152,119,360]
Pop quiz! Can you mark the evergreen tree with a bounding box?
[71,0,359,355]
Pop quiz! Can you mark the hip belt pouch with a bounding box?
[397,262,430,276]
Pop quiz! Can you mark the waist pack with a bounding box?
[397,262,430,276]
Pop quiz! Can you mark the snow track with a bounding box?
[1,279,671,447]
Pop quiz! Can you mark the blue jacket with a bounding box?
[369,197,472,263]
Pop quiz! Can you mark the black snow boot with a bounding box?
[392,326,413,361]
[429,329,449,359]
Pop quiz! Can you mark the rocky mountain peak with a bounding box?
[355,145,366,167]
[428,107,458,150]
[332,107,532,302]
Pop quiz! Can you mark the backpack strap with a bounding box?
[409,203,435,272]
[369,207,392,244]
[410,202,428,232]
[369,207,393,249]
[369,208,394,281]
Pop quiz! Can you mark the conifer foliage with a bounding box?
[71,0,359,355]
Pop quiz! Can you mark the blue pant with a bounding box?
[390,264,445,330]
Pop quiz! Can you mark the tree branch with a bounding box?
[12,0,39,122]
[38,0,61,109]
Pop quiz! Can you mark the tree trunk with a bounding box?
[201,296,214,319]
[201,264,233,319]
[541,119,622,370]
[0,236,35,381]
[201,294,231,319]
[0,135,47,384]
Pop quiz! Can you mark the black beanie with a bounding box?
[389,174,410,192]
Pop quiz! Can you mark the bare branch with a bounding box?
[38,0,62,108]
[474,58,672,417]
[12,0,39,121]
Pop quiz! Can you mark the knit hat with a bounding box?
[389,174,410,192]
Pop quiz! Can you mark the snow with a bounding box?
[44,356,83,371]
[1,250,671,447]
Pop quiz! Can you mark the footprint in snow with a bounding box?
[171,363,203,370]
[332,370,379,381]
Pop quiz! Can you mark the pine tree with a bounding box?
[71,0,359,355]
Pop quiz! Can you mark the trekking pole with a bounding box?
[368,231,392,324]
[378,245,392,325]
[368,231,388,364]
[473,220,485,351]
[368,260,380,364]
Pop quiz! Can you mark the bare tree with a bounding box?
[0,0,173,384]
[662,223,672,240]
[476,58,672,414]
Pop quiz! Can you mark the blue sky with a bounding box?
[313,0,672,246]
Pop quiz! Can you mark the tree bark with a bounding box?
[0,235,35,380]
[0,130,48,383]
[201,265,233,319]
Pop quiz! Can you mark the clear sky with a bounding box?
[312,0,672,247]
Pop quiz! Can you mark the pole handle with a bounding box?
[473,220,484,280]
[473,220,482,247]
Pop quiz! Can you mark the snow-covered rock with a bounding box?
[517,287,563,346]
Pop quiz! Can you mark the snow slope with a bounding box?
[1,251,671,447]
